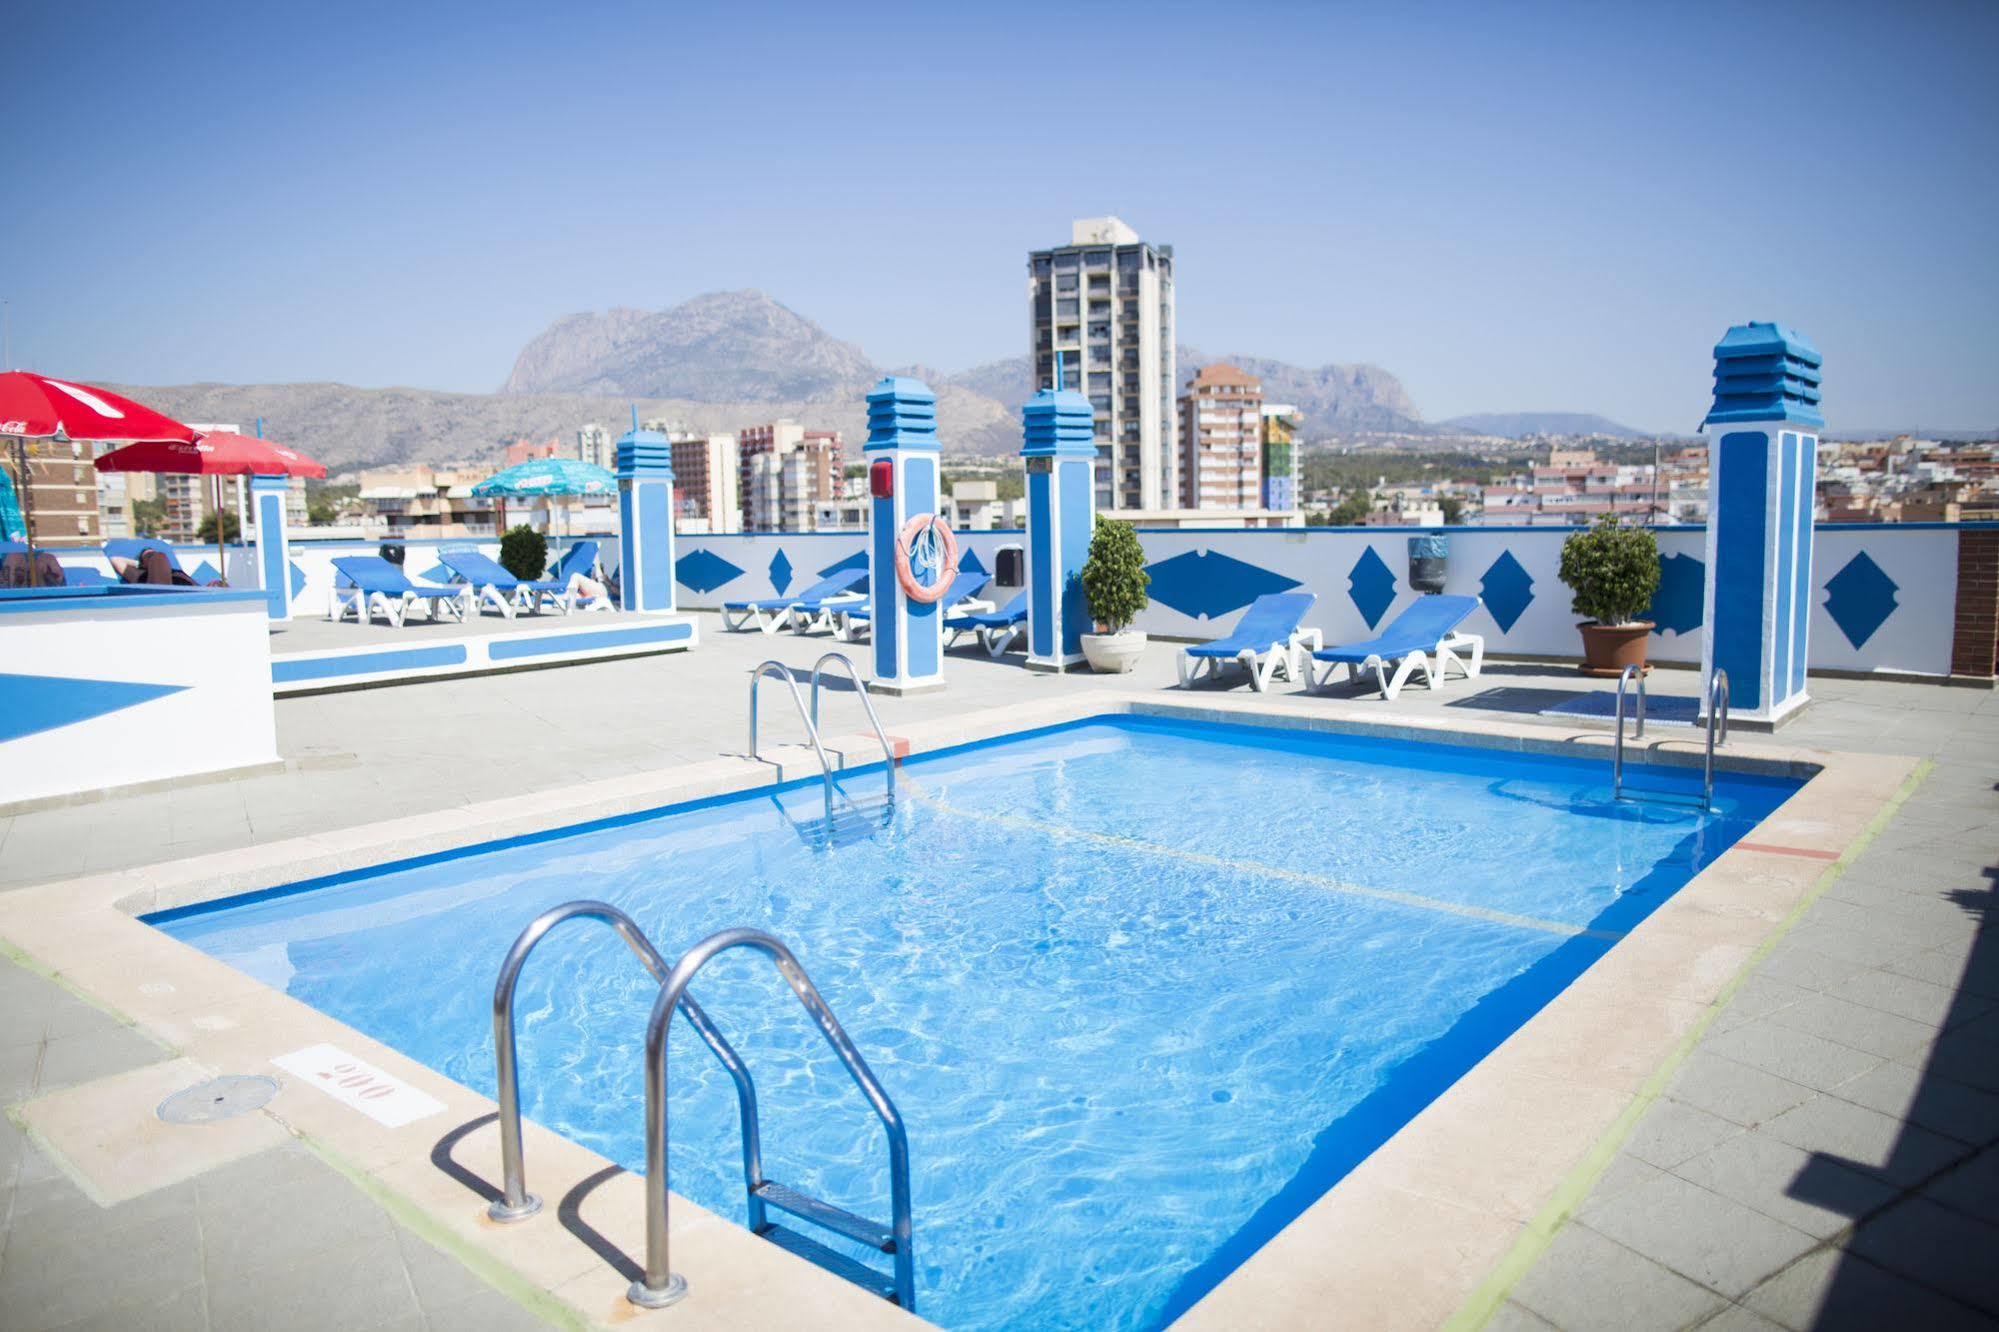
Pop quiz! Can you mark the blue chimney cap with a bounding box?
[1703,321,1825,429]
[1020,388,1097,459]
[865,375,939,452]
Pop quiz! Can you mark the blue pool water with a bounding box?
[152,716,1801,1331]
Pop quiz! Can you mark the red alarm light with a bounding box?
[870,459,895,499]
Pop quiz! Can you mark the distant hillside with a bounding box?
[1434,411,1644,439]
[502,290,878,401]
[108,380,1018,475]
[109,293,1673,474]
[1185,350,1423,436]
[941,349,1424,441]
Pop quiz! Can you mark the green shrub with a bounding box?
[1080,515,1150,633]
[498,524,548,581]
[1558,516,1660,626]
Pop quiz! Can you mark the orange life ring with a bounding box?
[895,513,959,603]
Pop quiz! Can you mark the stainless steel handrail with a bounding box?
[809,651,896,806]
[748,660,837,827]
[1703,668,1729,811]
[1611,663,1647,800]
[632,927,914,1312]
[488,902,765,1229]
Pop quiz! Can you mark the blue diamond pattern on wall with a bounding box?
[674,548,745,595]
[1347,547,1398,629]
[288,561,307,598]
[189,559,220,585]
[1478,551,1535,634]
[1645,552,1705,637]
[419,564,452,583]
[1823,551,1899,648]
[817,549,870,577]
[1144,549,1301,621]
[767,549,794,596]
[959,547,987,577]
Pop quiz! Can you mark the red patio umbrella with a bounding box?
[0,371,197,444]
[96,431,328,585]
[0,371,197,587]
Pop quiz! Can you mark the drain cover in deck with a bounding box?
[157,1075,279,1124]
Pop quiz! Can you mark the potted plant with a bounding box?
[1558,515,1661,676]
[1079,515,1150,673]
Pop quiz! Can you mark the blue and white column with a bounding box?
[1021,388,1096,671]
[866,376,946,695]
[616,419,676,613]
[249,473,293,621]
[1700,322,1823,727]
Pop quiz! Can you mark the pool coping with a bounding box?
[0,689,1918,1331]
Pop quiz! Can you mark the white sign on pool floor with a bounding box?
[273,1043,446,1129]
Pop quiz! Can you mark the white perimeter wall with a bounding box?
[1,593,279,806]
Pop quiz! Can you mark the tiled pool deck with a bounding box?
[2,616,1994,1330]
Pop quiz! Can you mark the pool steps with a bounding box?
[490,903,916,1312]
[1613,666,1729,811]
[749,653,897,832]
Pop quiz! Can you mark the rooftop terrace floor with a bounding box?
[2,616,1994,1329]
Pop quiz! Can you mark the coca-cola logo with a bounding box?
[0,420,27,434]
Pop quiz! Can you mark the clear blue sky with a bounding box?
[4,0,1994,433]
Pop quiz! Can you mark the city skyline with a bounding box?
[3,1,1995,434]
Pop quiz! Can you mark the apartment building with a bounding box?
[1479,448,1664,526]
[356,463,497,538]
[668,431,742,533]
[1177,364,1264,510]
[504,438,563,467]
[739,422,842,531]
[0,437,104,545]
[576,423,613,471]
[1028,217,1177,511]
[1260,404,1301,513]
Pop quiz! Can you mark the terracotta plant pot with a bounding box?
[1577,621,1654,677]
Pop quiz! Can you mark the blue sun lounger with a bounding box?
[722,566,867,634]
[1310,594,1485,700]
[944,590,1029,656]
[546,540,611,611]
[330,556,472,628]
[834,569,992,641]
[437,548,573,617]
[1177,591,1320,692]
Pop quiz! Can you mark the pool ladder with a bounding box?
[489,902,916,1312]
[1612,666,1729,811]
[749,653,896,844]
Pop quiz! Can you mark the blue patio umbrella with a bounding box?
[472,457,618,538]
[471,457,617,498]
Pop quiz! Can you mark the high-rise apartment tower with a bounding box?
[1028,217,1177,511]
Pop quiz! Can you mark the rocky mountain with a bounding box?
[502,291,877,401]
[938,349,1423,439]
[1182,350,1422,436]
[111,291,1652,476]
[1434,411,1644,439]
[107,379,1019,476]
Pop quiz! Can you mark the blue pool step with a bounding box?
[753,1180,901,1303]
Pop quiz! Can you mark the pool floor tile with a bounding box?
[1669,1132,1897,1239]
[1578,1172,1819,1297]
[1755,1094,1972,1190]
[1664,1053,1820,1129]
[1511,1223,1726,1331]
[1740,1246,1992,1332]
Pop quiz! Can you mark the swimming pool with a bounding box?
[151,714,1802,1331]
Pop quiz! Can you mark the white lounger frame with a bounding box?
[788,592,868,636]
[722,601,796,634]
[328,584,474,629]
[1310,630,1485,701]
[1177,628,1323,693]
